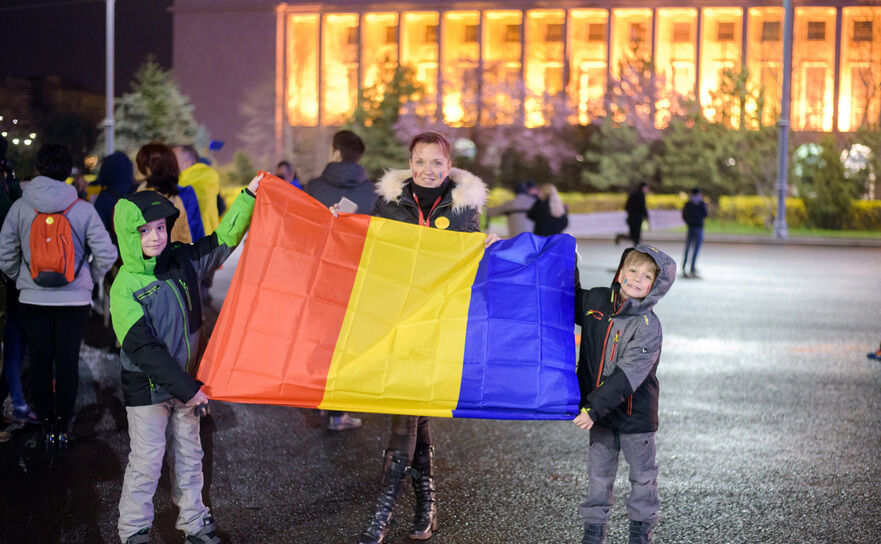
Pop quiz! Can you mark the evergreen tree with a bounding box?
[96,57,208,156]
[579,119,656,192]
[799,137,853,229]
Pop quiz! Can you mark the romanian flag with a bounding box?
[197,175,579,420]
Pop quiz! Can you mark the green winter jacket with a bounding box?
[110,188,255,406]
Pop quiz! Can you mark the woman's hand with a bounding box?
[247,172,264,194]
[484,233,501,248]
[573,411,594,431]
[328,203,340,217]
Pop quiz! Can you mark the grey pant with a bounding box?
[579,426,659,526]
[118,399,210,542]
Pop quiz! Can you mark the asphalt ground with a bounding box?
[1,239,880,544]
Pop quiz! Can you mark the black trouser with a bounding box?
[19,303,90,426]
[386,415,433,457]
[627,219,643,246]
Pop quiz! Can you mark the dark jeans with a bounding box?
[0,295,28,408]
[386,415,433,458]
[19,303,90,425]
[682,227,704,273]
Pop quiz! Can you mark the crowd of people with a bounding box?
[0,129,729,544]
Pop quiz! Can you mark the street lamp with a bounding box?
[774,0,794,240]
[104,0,115,155]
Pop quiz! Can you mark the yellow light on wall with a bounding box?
[287,14,319,126]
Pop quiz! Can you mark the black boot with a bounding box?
[581,523,607,544]
[41,418,56,452]
[628,521,653,544]
[357,450,412,544]
[408,444,437,540]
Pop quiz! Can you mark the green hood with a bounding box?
[113,191,181,275]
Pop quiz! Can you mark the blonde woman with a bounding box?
[528,183,569,236]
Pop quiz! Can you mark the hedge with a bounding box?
[488,188,881,231]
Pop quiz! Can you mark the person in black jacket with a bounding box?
[304,130,373,431]
[344,131,498,544]
[618,182,649,246]
[681,187,708,278]
[572,246,676,544]
[527,183,568,236]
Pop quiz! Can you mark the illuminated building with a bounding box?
[171,1,881,166]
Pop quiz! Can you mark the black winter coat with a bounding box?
[370,168,486,232]
[304,161,377,213]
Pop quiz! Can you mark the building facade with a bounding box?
[172,1,881,170]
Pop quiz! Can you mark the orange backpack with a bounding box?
[28,200,86,287]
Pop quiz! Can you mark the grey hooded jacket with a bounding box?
[0,176,117,306]
[575,244,676,433]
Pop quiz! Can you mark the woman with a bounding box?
[135,143,192,244]
[528,183,568,236]
[353,132,497,544]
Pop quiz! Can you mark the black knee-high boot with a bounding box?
[358,450,412,544]
[408,444,437,540]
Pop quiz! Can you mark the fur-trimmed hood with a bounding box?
[376,168,487,212]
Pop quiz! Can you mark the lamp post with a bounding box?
[103,0,115,156]
[774,0,794,240]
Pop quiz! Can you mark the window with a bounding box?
[588,23,605,42]
[545,23,564,42]
[385,25,397,45]
[346,27,358,46]
[464,24,479,43]
[505,24,522,42]
[762,21,781,41]
[807,21,826,41]
[717,22,736,41]
[853,20,873,42]
[630,22,647,43]
[673,22,691,43]
[425,24,438,43]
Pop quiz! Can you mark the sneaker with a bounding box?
[868,350,881,361]
[125,528,150,544]
[328,413,362,431]
[186,515,221,544]
[689,270,701,279]
[11,406,39,424]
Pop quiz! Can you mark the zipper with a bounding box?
[165,279,192,370]
[136,284,160,300]
[609,329,620,362]
[148,377,156,392]
[586,310,603,320]
[627,395,633,415]
[596,318,614,388]
[178,278,192,310]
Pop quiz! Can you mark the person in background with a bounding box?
[617,182,649,246]
[0,136,33,428]
[528,183,569,236]
[487,180,538,237]
[681,187,708,279]
[136,143,192,244]
[0,144,117,448]
[304,129,375,431]
[275,160,302,189]
[174,145,220,235]
[93,151,139,239]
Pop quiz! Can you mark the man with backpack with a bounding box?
[0,144,117,449]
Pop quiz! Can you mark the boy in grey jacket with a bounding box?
[572,245,676,544]
[0,144,117,447]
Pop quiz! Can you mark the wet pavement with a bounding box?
[1,240,880,544]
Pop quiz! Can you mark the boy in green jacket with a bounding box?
[111,173,262,544]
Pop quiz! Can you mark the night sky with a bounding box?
[0,0,173,96]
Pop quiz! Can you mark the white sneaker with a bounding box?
[328,413,362,431]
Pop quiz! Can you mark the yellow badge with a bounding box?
[434,216,450,230]
[45,217,55,225]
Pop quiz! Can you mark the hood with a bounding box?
[377,167,487,212]
[23,176,78,213]
[613,244,676,315]
[96,151,135,191]
[318,161,370,189]
[113,191,180,275]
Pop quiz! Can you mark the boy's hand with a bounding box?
[329,203,339,217]
[186,387,210,406]
[573,411,594,431]
[247,172,264,194]
[484,233,501,248]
